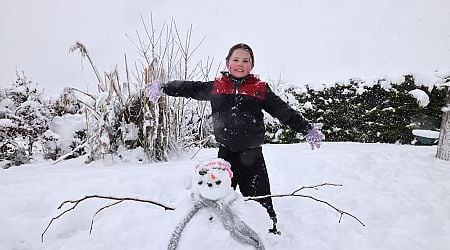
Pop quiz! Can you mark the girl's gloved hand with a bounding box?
[306,123,324,150]
[146,81,163,103]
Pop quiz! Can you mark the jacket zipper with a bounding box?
[232,85,238,151]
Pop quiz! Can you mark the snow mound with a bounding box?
[408,89,430,107]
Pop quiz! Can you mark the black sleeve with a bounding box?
[263,84,313,135]
[162,80,214,101]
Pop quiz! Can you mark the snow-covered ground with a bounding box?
[1,142,449,250]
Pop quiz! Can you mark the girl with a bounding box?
[147,43,323,234]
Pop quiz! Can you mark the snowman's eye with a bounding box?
[198,181,203,185]
[215,180,222,185]
[199,170,207,175]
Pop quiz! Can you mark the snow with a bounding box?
[412,129,440,139]
[1,143,449,250]
[50,114,85,141]
[303,101,313,110]
[19,100,41,109]
[1,1,450,249]
[0,118,15,127]
[0,98,15,111]
[408,89,430,107]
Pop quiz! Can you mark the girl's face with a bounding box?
[226,48,254,79]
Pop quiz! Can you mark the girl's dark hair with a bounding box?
[225,43,254,66]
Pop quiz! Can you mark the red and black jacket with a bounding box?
[162,72,312,152]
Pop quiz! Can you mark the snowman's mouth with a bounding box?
[200,180,222,187]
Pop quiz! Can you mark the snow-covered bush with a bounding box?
[51,87,82,116]
[42,87,87,161]
[1,70,446,166]
[0,73,50,168]
[42,114,87,161]
[67,19,216,163]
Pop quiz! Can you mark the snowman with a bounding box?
[191,158,235,201]
[168,158,265,250]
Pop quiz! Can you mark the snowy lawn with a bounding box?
[1,142,449,250]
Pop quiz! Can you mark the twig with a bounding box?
[69,87,97,101]
[41,195,175,242]
[245,183,366,227]
[189,135,212,159]
[89,200,123,234]
[291,183,343,194]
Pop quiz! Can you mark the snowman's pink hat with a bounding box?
[195,158,233,179]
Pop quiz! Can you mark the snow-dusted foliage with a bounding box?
[51,87,81,116]
[39,87,87,161]
[267,74,447,145]
[0,74,50,168]
[43,114,86,161]
[264,81,306,144]
[66,20,216,163]
[2,69,448,167]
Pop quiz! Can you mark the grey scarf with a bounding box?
[168,198,265,250]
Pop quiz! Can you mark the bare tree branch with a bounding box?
[41,195,175,242]
[244,183,366,227]
[89,200,124,234]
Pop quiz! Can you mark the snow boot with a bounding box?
[268,216,281,235]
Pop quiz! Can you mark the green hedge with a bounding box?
[265,75,446,144]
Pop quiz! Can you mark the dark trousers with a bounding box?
[218,145,277,220]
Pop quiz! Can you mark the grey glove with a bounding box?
[145,81,163,103]
[306,123,324,150]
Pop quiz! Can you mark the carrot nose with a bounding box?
[210,173,217,180]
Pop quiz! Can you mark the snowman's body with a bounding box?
[167,158,265,250]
